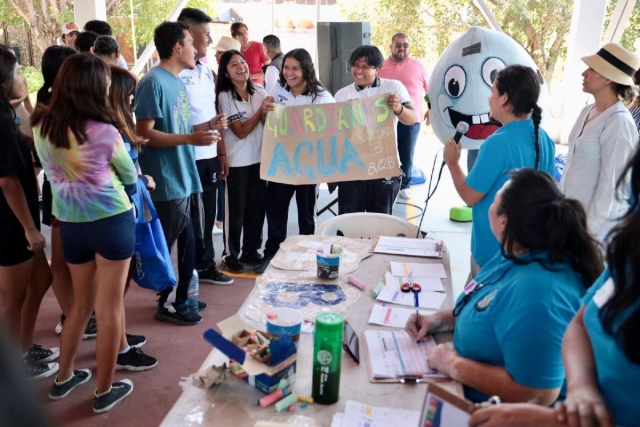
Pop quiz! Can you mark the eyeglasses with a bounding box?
[351,63,376,71]
[395,43,409,49]
[453,283,485,317]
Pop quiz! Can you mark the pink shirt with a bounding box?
[242,41,269,86]
[379,57,429,124]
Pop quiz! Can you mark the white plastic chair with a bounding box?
[315,213,422,239]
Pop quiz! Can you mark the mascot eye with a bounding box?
[482,57,506,86]
[444,65,466,98]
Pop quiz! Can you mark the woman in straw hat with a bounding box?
[560,43,640,242]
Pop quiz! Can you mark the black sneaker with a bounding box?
[239,252,264,265]
[116,347,158,371]
[198,267,233,286]
[55,314,97,340]
[25,360,59,380]
[254,256,273,274]
[224,258,245,273]
[125,334,146,349]
[154,304,202,326]
[93,379,133,413]
[25,344,59,363]
[198,301,208,311]
[49,369,92,400]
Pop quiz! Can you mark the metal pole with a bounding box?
[129,0,137,60]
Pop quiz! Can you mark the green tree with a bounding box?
[606,0,640,51]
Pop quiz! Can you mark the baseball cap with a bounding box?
[62,23,80,35]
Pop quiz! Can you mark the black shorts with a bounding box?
[59,210,135,264]
[0,225,33,267]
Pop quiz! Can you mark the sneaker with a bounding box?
[125,334,146,349]
[55,314,97,340]
[154,304,202,326]
[224,258,245,273]
[25,360,59,380]
[24,344,59,363]
[254,256,273,274]
[239,252,264,265]
[198,267,233,286]
[198,301,208,311]
[116,348,158,371]
[93,379,133,413]
[399,188,412,199]
[49,369,92,400]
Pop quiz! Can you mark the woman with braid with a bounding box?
[443,65,556,282]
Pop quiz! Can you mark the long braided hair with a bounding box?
[494,65,543,169]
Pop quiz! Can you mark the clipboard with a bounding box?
[419,383,475,427]
[361,331,450,384]
[369,236,445,259]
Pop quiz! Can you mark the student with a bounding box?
[443,65,556,281]
[61,23,80,49]
[83,20,128,69]
[75,31,98,54]
[469,150,640,427]
[216,50,270,273]
[135,21,217,325]
[406,169,603,405]
[91,35,122,67]
[32,53,137,412]
[256,48,335,274]
[0,46,56,380]
[177,8,233,286]
[334,45,416,215]
[561,43,639,242]
[230,23,269,86]
[262,34,283,95]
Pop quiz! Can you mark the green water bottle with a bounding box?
[311,312,344,404]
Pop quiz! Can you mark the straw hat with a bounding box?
[213,36,241,52]
[582,43,640,86]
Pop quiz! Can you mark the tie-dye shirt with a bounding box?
[34,120,137,222]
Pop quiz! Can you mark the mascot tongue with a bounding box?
[466,123,501,140]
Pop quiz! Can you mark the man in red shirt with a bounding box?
[230,22,270,86]
[379,33,429,199]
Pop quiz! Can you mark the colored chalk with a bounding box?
[258,389,285,408]
[297,395,314,403]
[277,378,289,390]
[347,275,366,290]
[275,393,298,412]
[301,403,308,408]
[283,389,291,396]
[371,282,384,297]
[288,404,295,412]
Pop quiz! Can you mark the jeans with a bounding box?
[397,122,421,189]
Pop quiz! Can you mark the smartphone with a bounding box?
[343,321,360,364]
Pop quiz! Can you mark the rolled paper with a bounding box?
[347,275,366,290]
[275,393,298,412]
[258,389,285,408]
[297,395,314,403]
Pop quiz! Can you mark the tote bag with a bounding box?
[130,181,176,291]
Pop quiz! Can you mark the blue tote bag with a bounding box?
[130,180,176,292]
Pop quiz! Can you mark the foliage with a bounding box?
[21,65,43,93]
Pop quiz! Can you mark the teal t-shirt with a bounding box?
[134,66,202,202]
[583,269,640,427]
[452,250,584,403]
[466,119,556,267]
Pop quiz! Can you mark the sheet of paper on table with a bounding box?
[364,330,444,379]
[385,271,445,292]
[374,236,443,258]
[368,304,435,328]
[390,261,447,278]
[376,286,446,310]
[338,400,421,427]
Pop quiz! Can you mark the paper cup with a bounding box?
[316,245,343,279]
[266,308,303,348]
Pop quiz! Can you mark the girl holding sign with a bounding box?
[256,48,335,274]
[216,50,273,273]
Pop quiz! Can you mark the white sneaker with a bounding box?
[399,189,412,199]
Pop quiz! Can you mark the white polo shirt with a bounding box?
[269,83,336,106]
[334,77,412,125]
[218,87,267,167]
[180,61,217,160]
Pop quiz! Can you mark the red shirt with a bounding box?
[242,41,269,86]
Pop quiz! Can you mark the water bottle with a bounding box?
[312,312,343,404]
[186,269,200,313]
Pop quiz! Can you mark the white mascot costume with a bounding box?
[428,26,551,151]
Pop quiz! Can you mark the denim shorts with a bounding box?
[59,210,135,264]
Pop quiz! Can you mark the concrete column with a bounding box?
[559,0,607,143]
[74,0,107,30]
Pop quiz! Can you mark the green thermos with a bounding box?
[311,312,344,404]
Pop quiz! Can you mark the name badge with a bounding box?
[593,277,615,309]
[464,280,478,295]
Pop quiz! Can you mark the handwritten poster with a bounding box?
[260,94,400,185]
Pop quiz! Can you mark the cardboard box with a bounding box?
[203,315,297,395]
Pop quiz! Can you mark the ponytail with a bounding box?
[531,104,541,170]
[36,84,52,107]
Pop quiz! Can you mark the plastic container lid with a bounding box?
[315,312,344,336]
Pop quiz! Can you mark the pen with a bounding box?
[414,290,420,342]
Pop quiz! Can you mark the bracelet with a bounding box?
[394,105,404,116]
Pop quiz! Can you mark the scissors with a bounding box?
[400,270,422,293]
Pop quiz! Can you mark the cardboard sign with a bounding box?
[260,94,400,185]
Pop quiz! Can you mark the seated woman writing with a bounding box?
[406,168,603,405]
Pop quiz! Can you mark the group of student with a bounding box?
[404,43,640,426]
